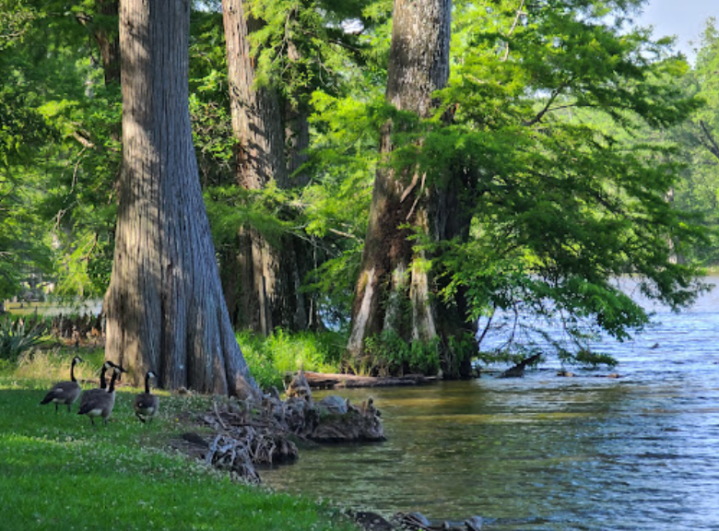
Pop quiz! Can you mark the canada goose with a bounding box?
[40,356,83,413]
[133,370,159,423]
[77,361,124,413]
[77,366,120,426]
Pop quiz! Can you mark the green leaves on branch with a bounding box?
[670,19,719,265]
[247,0,370,104]
[378,0,710,365]
[204,185,294,250]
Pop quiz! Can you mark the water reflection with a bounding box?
[261,278,719,530]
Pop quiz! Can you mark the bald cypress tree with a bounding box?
[347,0,455,374]
[104,0,256,396]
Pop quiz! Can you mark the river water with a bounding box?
[261,277,719,530]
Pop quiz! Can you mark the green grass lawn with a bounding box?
[0,355,359,531]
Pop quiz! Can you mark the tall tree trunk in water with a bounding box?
[105,0,257,397]
[348,0,465,376]
[221,0,315,333]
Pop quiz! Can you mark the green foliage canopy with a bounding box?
[1,0,717,370]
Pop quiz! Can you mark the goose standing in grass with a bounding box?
[77,366,121,426]
[77,360,124,413]
[40,356,83,413]
[134,370,159,424]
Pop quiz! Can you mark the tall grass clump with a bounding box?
[0,315,46,362]
[237,329,346,390]
[14,347,105,383]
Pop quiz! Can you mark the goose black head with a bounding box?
[105,361,127,382]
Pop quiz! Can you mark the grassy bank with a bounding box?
[0,351,358,531]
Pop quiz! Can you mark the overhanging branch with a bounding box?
[524,81,570,126]
[699,120,719,161]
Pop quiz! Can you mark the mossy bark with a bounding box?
[348,0,472,376]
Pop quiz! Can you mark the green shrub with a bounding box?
[0,316,45,362]
[363,330,440,376]
[267,329,343,375]
[236,329,346,391]
[239,338,284,390]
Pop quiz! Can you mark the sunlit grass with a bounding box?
[14,347,105,383]
[0,356,359,531]
[238,329,346,390]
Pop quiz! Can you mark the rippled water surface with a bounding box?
[261,277,719,530]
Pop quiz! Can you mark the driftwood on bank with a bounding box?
[174,371,385,483]
[172,374,485,528]
[350,511,483,531]
[300,371,435,390]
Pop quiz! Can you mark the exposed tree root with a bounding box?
[176,371,384,483]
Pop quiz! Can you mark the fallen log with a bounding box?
[301,371,436,390]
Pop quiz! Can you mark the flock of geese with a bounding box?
[40,356,159,426]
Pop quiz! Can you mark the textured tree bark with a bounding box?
[430,169,475,378]
[221,0,316,333]
[222,0,284,336]
[280,102,323,331]
[105,0,256,396]
[223,1,287,191]
[348,0,460,375]
[92,0,121,86]
[284,102,311,188]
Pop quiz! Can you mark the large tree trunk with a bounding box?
[105,0,256,397]
[221,0,315,334]
[347,0,456,375]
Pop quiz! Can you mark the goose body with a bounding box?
[78,367,120,426]
[40,356,83,412]
[77,361,125,409]
[134,370,159,423]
